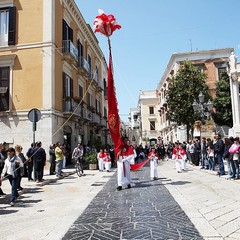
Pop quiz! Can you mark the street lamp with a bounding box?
[192,92,213,121]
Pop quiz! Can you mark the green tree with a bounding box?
[166,60,210,139]
[212,71,233,127]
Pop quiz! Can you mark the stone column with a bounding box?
[228,52,240,137]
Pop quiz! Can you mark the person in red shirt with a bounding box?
[97,149,105,172]
[179,144,187,171]
[172,142,182,173]
[117,137,133,191]
[103,149,111,172]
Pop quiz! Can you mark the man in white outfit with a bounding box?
[117,137,133,191]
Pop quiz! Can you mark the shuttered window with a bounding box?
[62,72,73,99]
[0,7,16,46]
[0,67,10,111]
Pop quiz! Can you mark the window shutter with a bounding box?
[8,7,16,45]
[62,72,66,98]
[70,77,73,98]
[69,27,73,42]
[62,19,67,40]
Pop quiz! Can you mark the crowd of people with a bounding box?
[1,132,239,204]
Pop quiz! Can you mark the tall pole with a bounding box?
[228,52,240,137]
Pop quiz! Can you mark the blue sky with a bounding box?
[75,0,240,121]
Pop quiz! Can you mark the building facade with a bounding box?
[0,0,110,153]
[156,48,234,143]
[137,90,161,146]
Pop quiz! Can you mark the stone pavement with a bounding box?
[1,160,240,239]
[159,159,240,240]
[63,162,202,240]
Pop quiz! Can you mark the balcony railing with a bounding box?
[78,56,90,74]
[88,73,98,84]
[62,40,78,61]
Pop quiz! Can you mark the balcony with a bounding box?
[100,117,107,127]
[96,81,104,92]
[104,88,108,100]
[78,56,90,76]
[88,73,98,86]
[62,40,78,63]
[62,99,84,117]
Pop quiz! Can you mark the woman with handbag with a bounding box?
[1,147,23,206]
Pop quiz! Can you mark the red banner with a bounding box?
[107,51,122,156]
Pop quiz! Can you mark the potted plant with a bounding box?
[84,151,98,170]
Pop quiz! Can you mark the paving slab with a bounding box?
[63,163,203,240]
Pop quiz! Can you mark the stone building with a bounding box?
[0,0,109,153]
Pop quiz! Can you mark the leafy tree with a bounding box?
[166,60,210,139]
[212,71,233,127]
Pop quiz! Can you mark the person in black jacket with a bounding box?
[32,141,46,183]
[214,133,225,176]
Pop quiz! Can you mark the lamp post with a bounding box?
[192,92,213,121]
[192,92,213,139]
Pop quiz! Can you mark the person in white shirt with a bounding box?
[1,147,23,206]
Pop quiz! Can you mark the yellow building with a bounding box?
[0,0,109,152]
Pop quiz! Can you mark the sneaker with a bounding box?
[17,187,23,191]
[127,184,131,189]
[117,186,122,191]
[10,201,15,206]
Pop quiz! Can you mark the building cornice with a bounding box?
[157,48,234,91]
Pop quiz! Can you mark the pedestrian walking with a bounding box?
[15,145,26,191]
[104,149,111,172]
[97,149,105,172]
[179,144,187,171]
[200,137,208,169]
[1,147,23,206]
[229,137,240,180]
[32,141,46,183]
[55,142,64,178]
[214,133,225,176]
[172,142,182,173]
[117,137,133,191]
[207,141,215,171]
[49,144,56,175]
[148,147,158,180]
[26,143,35,181]
[223,137,234,179]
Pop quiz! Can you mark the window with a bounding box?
[88,93,93,107]
[149,106,154,115]
[62,72,73,98]
[0,66,10,111]
[0,7,16,46]
[150,121,155,130]
[104,107,107,118]
[218,67,227,80]
[88,54,92,74]
[78,85,83,98]
[215,62,227,81]
[96,99,100,113]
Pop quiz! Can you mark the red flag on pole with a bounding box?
[107,51,122,156]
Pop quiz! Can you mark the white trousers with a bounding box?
[98,158,104,171]
[150,159,158,179]
[117,157,131,186]
[104,161,111,171]
[175,160,182,172]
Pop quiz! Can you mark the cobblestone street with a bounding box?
[63,163,202,240]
